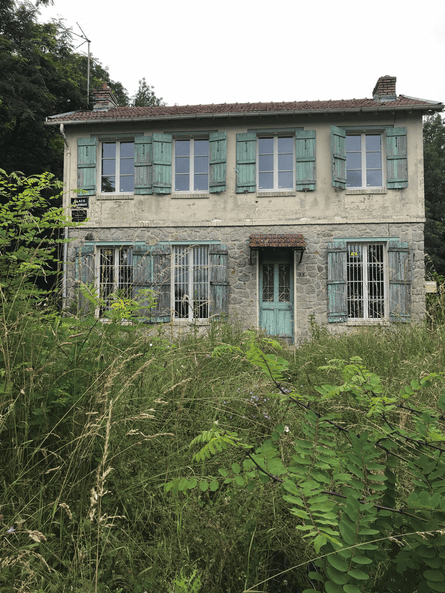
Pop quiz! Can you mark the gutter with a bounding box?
[45,103,443,127]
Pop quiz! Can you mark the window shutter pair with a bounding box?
[326,240,410,323]
[330,126,408,189]
[152,132,228,194]
[235,131,316,193]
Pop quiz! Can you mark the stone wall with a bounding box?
[66,222,425,343]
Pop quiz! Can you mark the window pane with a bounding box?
[258,138,273,153]
[102,143,116,158]
[194,140,209,156]
[175,157,190,174]
[120,176,134,192]
[120,142,134,157]
[102,160,115,175]
[194,174,208,191]
[262,264,274,302]
[346,136,361,151]
[278,137,293,153]
[278,264,290,302]
[101,176,115,192]
[347,244,363,318]
[367,170,382,187]
[175,175,189,192]
[366,135,381,151]
[259,172,273,189]
[367,152,382,169]
[278,154,293,171]
[194,155,209,174]
[278,171,293,188]
[346,153,361,169]
[120,158,134,175]
[259,154,273,172]
[347,171,362,187]
[175,140,190,156]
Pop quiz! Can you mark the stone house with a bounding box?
[46,76,443,343]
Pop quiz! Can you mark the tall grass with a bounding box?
[2,291,445,592]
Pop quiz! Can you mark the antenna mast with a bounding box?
[74,24,91,104]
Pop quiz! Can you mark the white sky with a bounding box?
[38,0,445,108]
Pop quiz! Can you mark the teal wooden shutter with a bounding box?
[209,244,229,317]
[388,240,410,321]
[75,244,95,315]
[236,132,256,193]
[77,138,97,195]
[132,245,154,318]
[153,133,172,194]
[331,126,346,189]
[386,127,408,189]
[134,136,153,195]
[209,132,227,193]
[327,242,347,322]
[295,130,316,191]
[150,244,171,322]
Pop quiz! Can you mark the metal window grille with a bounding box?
[99,247,133,315]
[278,264,291,303]
[347,243,385,319]
[173,245,209,319]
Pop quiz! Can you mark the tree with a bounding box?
[131,78,164,107]
[424,114,445,276]
[0,0,130,178]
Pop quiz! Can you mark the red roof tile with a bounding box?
[249,234,306,248]
[47,95,442,124]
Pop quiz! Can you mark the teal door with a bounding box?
[259,251,294,340]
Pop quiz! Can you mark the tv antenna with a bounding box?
[72,24,91,104]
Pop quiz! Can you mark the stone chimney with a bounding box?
[92,83,119,111]
[372,75,397,101]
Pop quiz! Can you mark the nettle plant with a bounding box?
[167,342,445,593]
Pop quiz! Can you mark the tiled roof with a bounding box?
[46,95,442,124]
[249,234,306,249]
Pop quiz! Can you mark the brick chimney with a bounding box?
[92,82,119,111]
[372,75,397,101]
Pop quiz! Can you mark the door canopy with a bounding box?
[249,234,306,264]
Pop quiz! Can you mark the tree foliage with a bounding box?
[424,114,445,276]
[131,77,164,107]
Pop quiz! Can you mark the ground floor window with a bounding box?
[98,246,133,315]
[347,242,385,319]
[173,245,209,319]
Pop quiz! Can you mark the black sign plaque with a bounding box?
[71,196,89,208]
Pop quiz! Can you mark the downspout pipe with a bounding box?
[60,124,70,305]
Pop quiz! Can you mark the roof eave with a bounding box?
[45,102,444,126]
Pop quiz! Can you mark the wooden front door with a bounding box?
[259,251,294,340]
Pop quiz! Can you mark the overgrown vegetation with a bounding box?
[5,176,445,592]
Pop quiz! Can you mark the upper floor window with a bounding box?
[257,136,294,191]
[101,141,134,193]
[174,139,209,192]
[346,134,383,189]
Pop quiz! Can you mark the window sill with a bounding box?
[97,194,134,200]
[346,188,387,195]
[257,191,296,197]
[171,193,210,199]
[172,318,210,326]
[346,319,390,326]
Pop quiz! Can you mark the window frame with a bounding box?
[346,132,385,190]
[172,137,210,194]
[171,244,210,321]
[256,134,295,192]
[346,241,388,321]
[100,139,135,194]
[95,245,134,317]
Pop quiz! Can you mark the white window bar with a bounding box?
[347,243,385,319]
[99,247,133,315]
[174,245,209,319]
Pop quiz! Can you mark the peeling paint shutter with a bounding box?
[150,244,172,322]
[386,128,408,189]
[236,132,256,193]
[295,130,316,191]
[327,242,347,322]
[331,127,346,190]
[75,244,95,315]
[134,136,153,194]
[77,138,97,195]
[209,132,227,193]
[132,244,154,317]
[153,133,172,194]
[209,244,229,317]
[388,240,410,321]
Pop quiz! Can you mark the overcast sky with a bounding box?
[38,0,445,108]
